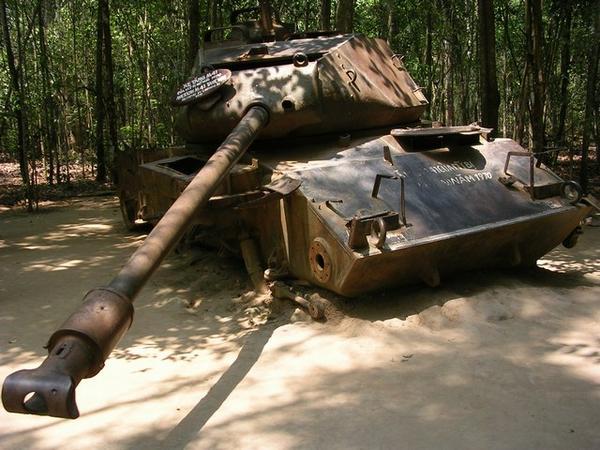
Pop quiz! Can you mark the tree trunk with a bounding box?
[186,0,200,73]
[209,0,220,29]
[556,3,572,147]
[526,0,545,154]
[478,0,500,135]
[444,38,454,126]
[335,0,354,33]
[305,0,310,32]
[442,3,455,126]
[144,9,152,145]
[38,0,58,185]
[387,0,397,45]
[1,0,33,210]
[581,1,600,193]
[101,0,118,177]
[515,61,529,144]
[502,49,508,135]
[319,0,331,30]
[425,9,433,119]
[258,0,274,33]
[95,0,106,183]
[72,0,85,178]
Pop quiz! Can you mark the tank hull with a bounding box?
[117,130,593,297]
[298,201,587,296]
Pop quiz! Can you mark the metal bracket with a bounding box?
[371,174,407,226]
[347,212,400,250]
[502,151,536,200]
[501,148,572,201]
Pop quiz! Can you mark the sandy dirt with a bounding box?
[0,197,598,450]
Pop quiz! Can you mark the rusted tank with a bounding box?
[2,7,596,419]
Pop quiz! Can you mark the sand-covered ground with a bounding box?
[0,197,598,449]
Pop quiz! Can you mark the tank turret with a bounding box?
[176,17,428,141]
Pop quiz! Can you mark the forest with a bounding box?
[0,0,598,210]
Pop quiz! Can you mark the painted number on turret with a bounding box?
[171,69,231,106]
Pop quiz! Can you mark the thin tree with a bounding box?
[387,0,398,45]
[581,1,599,193]
[526,0,545,154]
[258,0,274,32]
[101,0,118,173]
[320,0,331,30]
[478,0,500,135]
[443,37,455,126]
[186,0,200,72]
[442,3,455,126]
[95,0,106,183]
[555,2,572,148]
[38,0,58,184]
[208,0,220,29]
[425,8,434,119]
[71,0,86,178]
[1,0,33,210]
[335,0,354,33]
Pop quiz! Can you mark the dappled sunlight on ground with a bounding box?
[538,256,600,275]
[0,197,599,449]
[26,259,86,272]
[538,235,600,276]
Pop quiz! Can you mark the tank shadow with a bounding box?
[153,314,291,448]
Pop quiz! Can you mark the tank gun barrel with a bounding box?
[1,105,269,419]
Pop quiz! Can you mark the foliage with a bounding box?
[0,0,597,189]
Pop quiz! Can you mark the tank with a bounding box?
[2,7,596,419]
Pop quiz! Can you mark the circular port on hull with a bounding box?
[293,52,309,67]
[315,253,325,270]
[309,238,332,283]
[560,181,583,205]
